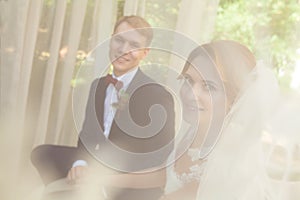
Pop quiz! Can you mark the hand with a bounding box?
[66,166,88,184]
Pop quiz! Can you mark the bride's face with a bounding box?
[180,55,228,131]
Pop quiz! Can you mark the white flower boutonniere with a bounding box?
[111,89,130,110]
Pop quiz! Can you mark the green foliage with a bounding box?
[145,0,180,28]
[44,0,54,6]
[142,0,181,81]
[117,0,125,20]
[215,0,300,89]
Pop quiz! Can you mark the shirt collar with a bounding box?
[112,67,138,90]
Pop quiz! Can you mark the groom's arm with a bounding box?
[67,78,103,183]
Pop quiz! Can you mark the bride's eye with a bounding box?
[182,74,194,85]
[203,83,217,91]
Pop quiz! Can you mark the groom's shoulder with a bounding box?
[90,76,106,89]
[134,69,173,101]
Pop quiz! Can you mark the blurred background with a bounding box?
[1,0,300,199]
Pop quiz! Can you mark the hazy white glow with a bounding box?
[290,60,300,89]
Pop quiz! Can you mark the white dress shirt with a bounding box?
[103,67,138,138]
[72,67,138,168]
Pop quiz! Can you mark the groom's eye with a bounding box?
[113,36,124,44]
[129,42,141,49]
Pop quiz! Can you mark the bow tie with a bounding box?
[105,74,123,91]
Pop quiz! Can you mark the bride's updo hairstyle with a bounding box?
[210,40,256,105]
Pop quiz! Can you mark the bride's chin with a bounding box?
[182,114,198,125]
[182,111,208,124]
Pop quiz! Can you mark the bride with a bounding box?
[162,40,288,199]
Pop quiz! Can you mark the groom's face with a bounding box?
[109,22,149,77]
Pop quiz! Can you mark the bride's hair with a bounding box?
[211,40,256,103]
[196,41,283,199]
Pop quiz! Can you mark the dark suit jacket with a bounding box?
[31,69,174,199]
[77,69,175,172]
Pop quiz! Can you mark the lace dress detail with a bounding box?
[175,148,207,184]
[165,127,208,193]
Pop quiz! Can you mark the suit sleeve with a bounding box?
[76,79,105,164]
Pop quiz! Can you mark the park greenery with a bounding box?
[214,0,300,89]
[144,0,300,89]
[41,0,300,89]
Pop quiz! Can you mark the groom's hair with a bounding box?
[113,15,153,46]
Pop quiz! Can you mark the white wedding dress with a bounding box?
[165,147,207,194]
[166,62,300,200]
[196,62,300,200]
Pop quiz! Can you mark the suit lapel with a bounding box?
[95,77,108,131]
[125,69,147,95]
[108,69,151,139]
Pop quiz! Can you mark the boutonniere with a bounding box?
[111,89,130,110]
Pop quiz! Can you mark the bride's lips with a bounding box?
[183,102,205,111]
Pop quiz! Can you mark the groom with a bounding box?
[32,15,175,200]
